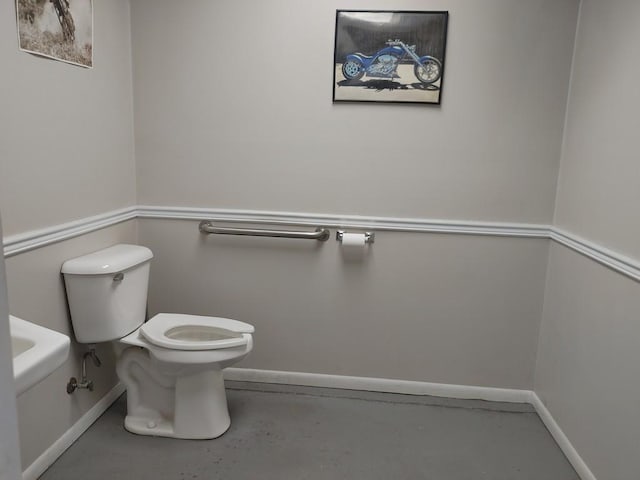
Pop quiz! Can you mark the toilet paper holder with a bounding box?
[336,231,375,244]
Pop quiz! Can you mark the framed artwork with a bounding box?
[333,10,448,105]
[16,0,93,68]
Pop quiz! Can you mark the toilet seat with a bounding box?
[140,313,254,351]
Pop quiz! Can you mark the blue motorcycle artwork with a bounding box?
[333,10,448,104]
[342,39,442,85]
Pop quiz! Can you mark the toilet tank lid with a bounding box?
[61,244,153,275]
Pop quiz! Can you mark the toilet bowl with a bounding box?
[61,244,255,440]
[116,313,254,439]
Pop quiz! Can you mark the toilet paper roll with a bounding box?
[341,232,366,248]
[340,233,367,262]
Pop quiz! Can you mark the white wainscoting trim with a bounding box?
[3,207,137,258]
[530,392,597,480]
[3,205,639,283]
[22,382,125,480]
[225,368,596,480]
[550,228,640,282]
[224,368,533,404]
[137,205,550,238]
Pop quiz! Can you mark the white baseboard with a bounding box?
[224,368,597,480]
[224,368,532,403]
[22,382,125,480]
[530,393,597,480]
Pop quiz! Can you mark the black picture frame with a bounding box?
[333,10,448,105]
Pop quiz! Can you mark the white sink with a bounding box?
[10,315,70,396]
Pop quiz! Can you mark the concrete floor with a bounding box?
[40,382,579,480]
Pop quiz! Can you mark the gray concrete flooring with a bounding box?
[40,382,579,479]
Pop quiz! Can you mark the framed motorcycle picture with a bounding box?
[16,0,94,68]
[333,10,448,105]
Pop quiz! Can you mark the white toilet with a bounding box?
[61,244,254,439]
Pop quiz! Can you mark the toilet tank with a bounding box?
[61,244,154,344]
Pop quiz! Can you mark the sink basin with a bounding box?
[10,315,70,395]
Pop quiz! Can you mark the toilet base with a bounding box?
[117,347,232,439]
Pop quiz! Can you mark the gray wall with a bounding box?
[553,0,640,259]
[0,0,137,471]
[131,0,579,390]
[131,0,578,224]
[140,219,548,388]
[0,219,22,480]
[0,0,136,236]
[536,245,640,480]
[536,1,640,479]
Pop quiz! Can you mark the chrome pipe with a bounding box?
[199,221,330,242]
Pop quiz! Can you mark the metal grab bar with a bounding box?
[199,221,330,242]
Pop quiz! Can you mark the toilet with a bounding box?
[61,244,254,439]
